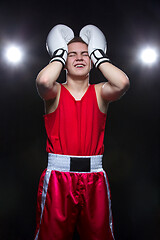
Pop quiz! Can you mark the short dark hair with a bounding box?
[68,36,87,45]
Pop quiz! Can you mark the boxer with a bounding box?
[34,24,130,240]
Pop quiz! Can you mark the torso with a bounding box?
[44,83,108,155]
[45,82,109,115]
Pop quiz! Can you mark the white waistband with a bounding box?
[47,153,103,172]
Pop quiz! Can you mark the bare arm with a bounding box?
[99,62,130,102]
[36,61,63,100]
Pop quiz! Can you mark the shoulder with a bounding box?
[94,82,105,92]
[45,83,62,114]
[94,83,109,114]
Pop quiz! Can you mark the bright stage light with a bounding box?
[5,45,23,64]
[140,47,158,65]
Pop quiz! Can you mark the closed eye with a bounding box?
[68,52,76,57]
[82,51,89,56]
[68,51,89,57]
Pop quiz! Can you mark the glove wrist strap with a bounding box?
[90,49,111,68]
[50,48,67,66]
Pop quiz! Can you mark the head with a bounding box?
[67,36,87,45]
[65,36,91,80]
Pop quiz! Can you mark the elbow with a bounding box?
[116,75,130,100]
[121,74,130,92]
[36,74,52,99]
[36,74,51,90]
[36,73,59,100]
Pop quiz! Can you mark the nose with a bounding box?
[75,53,84,61]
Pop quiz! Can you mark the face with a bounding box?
[65,42,91,79]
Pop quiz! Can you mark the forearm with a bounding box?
[99,62,129,90]
[99,62,130,101]
[36,61,63,99]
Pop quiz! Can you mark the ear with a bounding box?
[90,59,94,69]
[63,66,68,73]
[63,62,67,70]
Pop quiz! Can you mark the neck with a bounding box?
[64,75,90,100]
[66,74,90,91]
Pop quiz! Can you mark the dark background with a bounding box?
[0,0,159,239]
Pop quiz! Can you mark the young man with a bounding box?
[34,24,130,240]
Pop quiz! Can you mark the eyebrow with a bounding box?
[68,51,76,55]
[68,51,88,55]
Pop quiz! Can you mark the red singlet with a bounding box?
[35,84,115,240]
[44,84,107,156]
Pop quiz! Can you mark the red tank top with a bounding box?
[44,84,107,156]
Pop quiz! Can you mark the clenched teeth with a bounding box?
[75,64,84,68]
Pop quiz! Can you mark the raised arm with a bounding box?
[99,62,129,102]
[80,25,130,102]
[36,61,62,100]
[36,24,74,100]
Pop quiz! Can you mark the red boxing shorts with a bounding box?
[34,154,115,240]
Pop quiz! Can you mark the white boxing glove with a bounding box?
[46,24,74,66]
[79,25,110,68]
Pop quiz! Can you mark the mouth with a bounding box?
[74,64,85,68]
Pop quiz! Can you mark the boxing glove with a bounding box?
[46,24,74,66]
[79,25,110,68]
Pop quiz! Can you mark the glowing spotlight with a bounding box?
[140,47,158,65]
[5,45,23,64]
